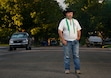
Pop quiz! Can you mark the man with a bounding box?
[58,8,82,74]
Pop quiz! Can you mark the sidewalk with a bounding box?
[0,46,8,49]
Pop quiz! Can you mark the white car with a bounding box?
[86,36,103,47]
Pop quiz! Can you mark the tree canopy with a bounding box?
[65,0,111,38]
[0,0,111,44]
[0,0,63,43]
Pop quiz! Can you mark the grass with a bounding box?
[104,45,111,48]
[0,44,9,46]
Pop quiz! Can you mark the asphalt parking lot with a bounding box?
[0,47,111,78]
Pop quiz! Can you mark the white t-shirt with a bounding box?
[58,18,82,41]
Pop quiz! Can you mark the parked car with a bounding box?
[41,40,48,46]
[103,38,111,45]
[86,35,103,47]
[50,40,58,46]
[9,32,32,51]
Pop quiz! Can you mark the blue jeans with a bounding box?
[63,40,80,70]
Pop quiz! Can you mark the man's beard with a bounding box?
[66,16,73,19]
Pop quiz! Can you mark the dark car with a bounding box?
[41,40,48,46]
[50,40,58,46]
[9,32,32,51]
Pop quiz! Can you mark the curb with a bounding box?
[0,47,8,49]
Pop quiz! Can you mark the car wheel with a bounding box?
[86,43,90,47]
[26,45,31,50]
[14,48,16,50]
[28,47,31,50]
[100,45,103,48]
[26,47,29,50]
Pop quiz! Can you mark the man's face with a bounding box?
[66,12,73,19]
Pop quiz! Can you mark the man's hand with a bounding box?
[62,39,67,46]
[76,37,80,40]
[58,30,67,45]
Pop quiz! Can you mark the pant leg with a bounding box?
[72,40,80,70]
[63,41,72,70]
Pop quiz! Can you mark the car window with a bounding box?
[11,34,27,38]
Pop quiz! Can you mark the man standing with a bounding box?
[58,8,82,74]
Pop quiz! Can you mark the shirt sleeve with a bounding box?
[58,19,64,31]
[75,19,82,31]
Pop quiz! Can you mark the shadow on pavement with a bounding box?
[75,74,80,78]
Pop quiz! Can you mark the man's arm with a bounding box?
[77,30,81,40]
[58,30,67,45]
[58,30,64,41]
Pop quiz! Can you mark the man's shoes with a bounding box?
[75,70,81,74]
[65,70,70,74]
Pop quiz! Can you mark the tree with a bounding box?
[30,0,63,40]
[0,0,63,44]
[65,0,111,38]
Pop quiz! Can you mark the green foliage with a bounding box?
[0,0,63,41]
[1,0,110,44]
[65,0,111,38]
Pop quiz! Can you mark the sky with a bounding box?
[56,0,67,10]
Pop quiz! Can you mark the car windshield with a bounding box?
[11,33,28,38]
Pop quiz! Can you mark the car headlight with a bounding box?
[23,39,28,43]
[10,40,13,44]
